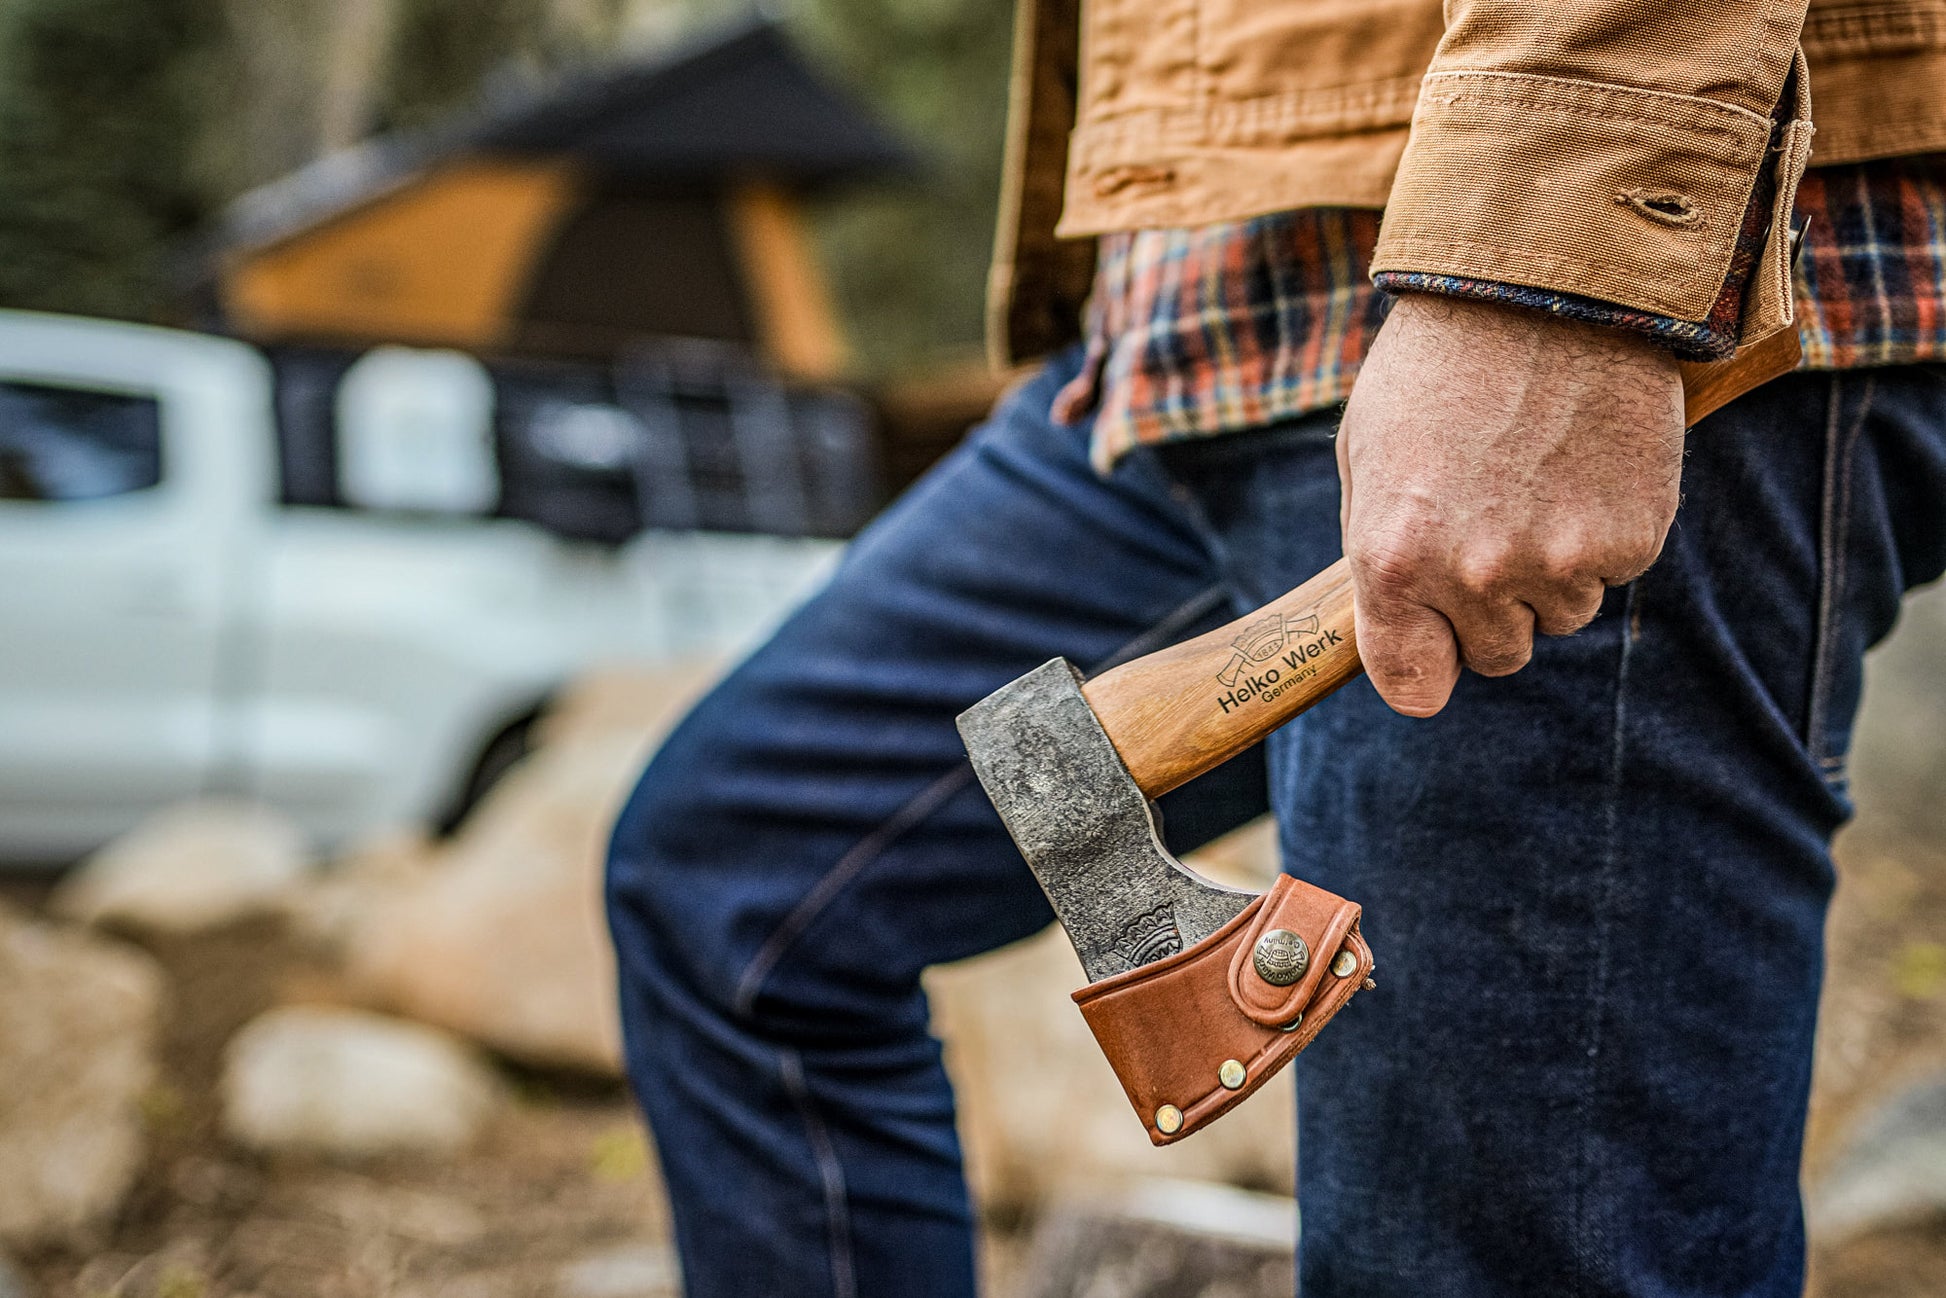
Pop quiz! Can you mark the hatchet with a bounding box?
[955,327,1803,1145]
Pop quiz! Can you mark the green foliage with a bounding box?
[0,0,230,318]
[0,0,1012,369]
[792,0,1014,369]
[375,0,556,134]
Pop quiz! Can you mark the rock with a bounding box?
[1809,1072,1946,1242]
[69,1242,210,1298]
[1850,580,1946,842]
[221,1006,503,1159]
[1015,1179,1295,1298]
[0,1250,34,1298]
[51,800,313,935]
[342,739,635,1073]
[557,1242,680,1298]
[531,662,724,752]
[0,903,165,1247]
[342,666,718,1074]
[279,829,440,953]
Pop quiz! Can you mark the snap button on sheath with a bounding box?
[1218,1059,1246,1090]
[1155,1104,1184,1134]
[1331,949,1358,978]
[1253,928,1310,985]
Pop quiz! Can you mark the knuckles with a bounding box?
[1352,522,1666,601]
[1452,544,1515,598]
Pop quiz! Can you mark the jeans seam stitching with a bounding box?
[732,765,974,1017]
[1808,378,1843,759]
[1828,375,1873,774]
[1807,375,1874,770]
[730,579,1238,1016]
[1576,580,1638,1296]
[778,1047,857,1298]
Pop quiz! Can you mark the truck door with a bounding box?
[0,320,268,861]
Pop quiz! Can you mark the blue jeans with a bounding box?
[606,349,1946,1297]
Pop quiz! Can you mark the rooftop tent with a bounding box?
[210,20,915,380]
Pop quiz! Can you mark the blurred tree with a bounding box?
[791,0,1013,370]
[0,0,230,318]
[375,0,554,133]
[0,0,1011,372]
[219,0,393,184]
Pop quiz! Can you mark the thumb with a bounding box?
[1354,581,1461,718]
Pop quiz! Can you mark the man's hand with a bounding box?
[1337,295,1686,717]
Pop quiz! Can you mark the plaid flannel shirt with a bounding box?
[1056,159,1946,471]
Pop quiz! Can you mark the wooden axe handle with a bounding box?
[1083,327,1803,798]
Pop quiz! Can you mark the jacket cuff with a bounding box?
[1372,122,1782,364]
[1370,273,1737,361]
[1372,51,1813,349]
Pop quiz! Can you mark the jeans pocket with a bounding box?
[1806,374,1877,787]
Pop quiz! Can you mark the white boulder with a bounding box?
[557,1242,680,1298]
[1016,1179,1296,1298]
[0,904,165,1246]
[51,800,313,935]
[1810,1072,1946,1242]
[221,1006,503,1159]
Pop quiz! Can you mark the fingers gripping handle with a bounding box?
[1083,327,1803,798]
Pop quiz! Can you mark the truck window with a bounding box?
[0,379,163,503]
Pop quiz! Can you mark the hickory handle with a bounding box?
[1083,326,1804,798]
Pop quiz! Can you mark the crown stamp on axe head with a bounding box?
[954,327,1804,1145]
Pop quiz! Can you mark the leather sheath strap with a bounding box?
[1072,874,1373,1144]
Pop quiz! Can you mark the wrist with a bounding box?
[1381,292,1681,380]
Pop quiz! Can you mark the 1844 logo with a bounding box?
[1213,611,1342,713]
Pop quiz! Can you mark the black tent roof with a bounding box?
[465,21,915,181]
[222,18,916,255]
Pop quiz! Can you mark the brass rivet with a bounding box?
[1252,928,1310,986]
[1218,1059,1246,1090]
[1331,949,1358,978]
[1280,1011,1304,1033]
[1155,1104,1184,1134]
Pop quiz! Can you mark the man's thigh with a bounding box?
[607,352,1267,1039]
[1164,369,1946,1297]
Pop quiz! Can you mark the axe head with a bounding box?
[956,659,1257,982]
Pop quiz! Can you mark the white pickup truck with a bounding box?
[0,310,845,861]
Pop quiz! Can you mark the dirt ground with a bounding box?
[9,909,671,1298]
[8,819,1946,1297]
[1804,828,1946,1297]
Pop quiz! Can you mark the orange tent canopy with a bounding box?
[208,21,914,381]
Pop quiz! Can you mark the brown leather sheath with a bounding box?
[1072,874,1373,1145]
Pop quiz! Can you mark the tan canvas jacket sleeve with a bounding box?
[990,0,1946,368]
[1369,0,1816,342]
